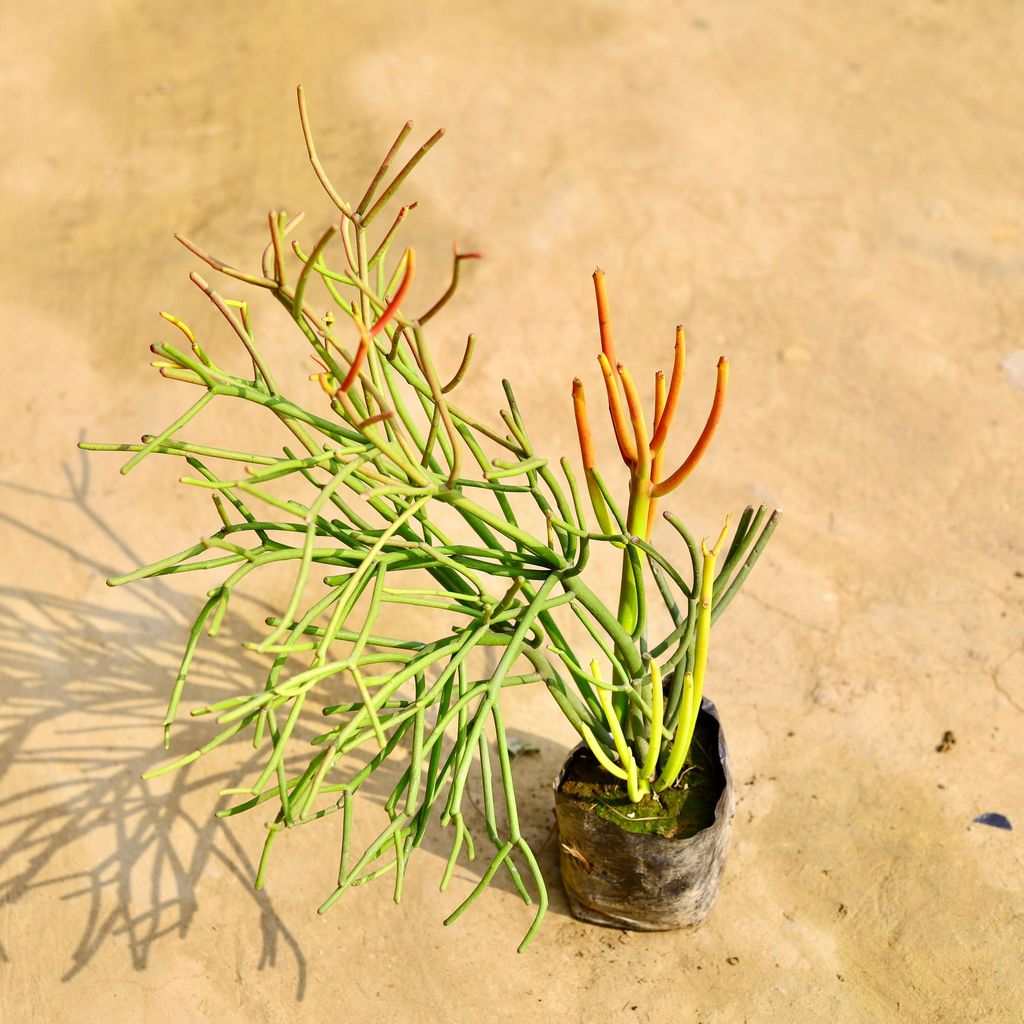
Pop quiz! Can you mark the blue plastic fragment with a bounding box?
[973,812,1012,831]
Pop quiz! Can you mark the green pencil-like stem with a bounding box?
[594,661,644,802]
[655,517,728,791]
[640,656,664,782]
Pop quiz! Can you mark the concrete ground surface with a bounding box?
[1,2,1022,1022]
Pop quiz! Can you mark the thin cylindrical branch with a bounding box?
[369,202,417,268]
[339,321,371,393]
[296,85,353,216]
[189,273,278,394]
[650,326,685,453]
[592,267,617,366]
[412,325,460,485]
[263,211,306,279]
[440,334,476,393]
[357,120,414,215]
[268,211,288,288]
[615,362,650,478]
[368,248,415,338]
[655,517,728,791]
[651,356,728,498]
[712,509,781,623]
[597,353,637,466]
[419,248,482,324]
[120,391,216,475]
[174,233,275,290]
[571,378,596,470]
[653,369,667,434]
[363,128,445,226]
[639,656,664,781]
[292,224,338,320]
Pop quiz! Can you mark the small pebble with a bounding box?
[506,734,538,759]
[973,812,1012,830]
[1001,350,1024,389]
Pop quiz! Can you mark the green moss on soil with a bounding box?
[558,715,725,839]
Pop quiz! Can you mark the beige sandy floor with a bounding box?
[2,2,1023,1021]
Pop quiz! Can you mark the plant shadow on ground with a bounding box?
[0,455,571,1000]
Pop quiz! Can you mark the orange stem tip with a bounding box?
[454,243,484,261]
[597,353,637,466]
[368,247,416,338]
[339,330,370,392]
[572,378,597,471]
[357,411,394,430]
[592,267,617,366]
[653,370,667,429]
[650,326,685,453]
[651,356,728,498]
[615,362,650,466]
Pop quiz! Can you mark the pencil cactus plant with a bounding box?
[569,271,777,804]
[81,87,779,949]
